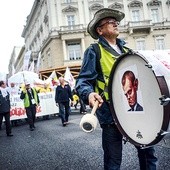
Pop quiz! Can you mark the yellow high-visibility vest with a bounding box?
[94,43,128,100]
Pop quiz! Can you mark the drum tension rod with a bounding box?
[159,95,170,106]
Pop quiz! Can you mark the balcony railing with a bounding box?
[128,20,152,27]
[128,20,152,34]
[153,21,170,27]
[61,0,78,5]
[59,24,85,34]
[89,0,103,2]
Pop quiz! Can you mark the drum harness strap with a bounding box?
[92,43,128,101]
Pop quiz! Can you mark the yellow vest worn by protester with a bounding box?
[24,88,39,108]
[94,43,128,100]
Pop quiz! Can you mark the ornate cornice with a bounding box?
[109,2,124,9]
[166,0,170,5]
[147,0,161,6]
[128,1,143,8]
[89,3,103,11]
[62,5,78,12]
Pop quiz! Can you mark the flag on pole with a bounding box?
[64,67,75,90]
[45,70,58,85]
[49,70,57,80]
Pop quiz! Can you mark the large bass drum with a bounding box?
[108,50,170,147]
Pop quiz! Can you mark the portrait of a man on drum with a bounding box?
[121,70,143,112]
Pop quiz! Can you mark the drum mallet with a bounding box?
[80,100,99,133]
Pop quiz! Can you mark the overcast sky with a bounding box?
[0,0,34,73]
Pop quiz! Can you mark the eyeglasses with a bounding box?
[98,20,120,27]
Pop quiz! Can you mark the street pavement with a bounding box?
[0,108,170,170]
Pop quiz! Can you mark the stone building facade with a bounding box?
[13,0,170,78]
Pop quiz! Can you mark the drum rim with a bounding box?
[108,51,170,147]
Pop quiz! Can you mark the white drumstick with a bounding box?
[91,100,99,115]
[80,100,99,133]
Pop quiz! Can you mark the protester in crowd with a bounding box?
[51,79,58,91]
[39,83,51,93]
[38,83,51,120]
[76,8,157,170]
[7,82,19,95]
[72,89,79,109]
[0,81,13,137]
[55,77,73,127]
[20,82,40,131]
[72,88,87,114]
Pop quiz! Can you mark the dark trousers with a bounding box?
[25,105,36,128]
[58,102,70,124]
[136,146,158,170]
[102,124,122,170]
[102,124,157,170]
[80,99,86,113]
[0,112,12,135]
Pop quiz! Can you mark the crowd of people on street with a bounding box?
[0,76,87,133]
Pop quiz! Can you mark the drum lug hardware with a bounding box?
[145,64,152,68]
[140,145,146,149]
[128,49,135,55]
[113,119,117,125]
[159,95,170,106]
[122,137,128,144]
[159,130,170,136]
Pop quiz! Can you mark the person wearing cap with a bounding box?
[20,82,40,131]
[76,8,157,170]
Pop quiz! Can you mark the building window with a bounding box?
[41,55,44,70]
[155,36,165,50]
[151,8,159,23]
[46,49,52,67]
[67,15,75,29]
[136,38,145,50]
[67,42,81,60]
[131,10,140,21]
[67,15,75,25]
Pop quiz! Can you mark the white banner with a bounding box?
[138,50,170,76]
[10,91,59,120]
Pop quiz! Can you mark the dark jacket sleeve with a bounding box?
[0,92,11,113]
[20,91,26,100]
[36,90,40,104]
[55,87,59,103]
[68,85,73,101]
[75,46,99,104]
